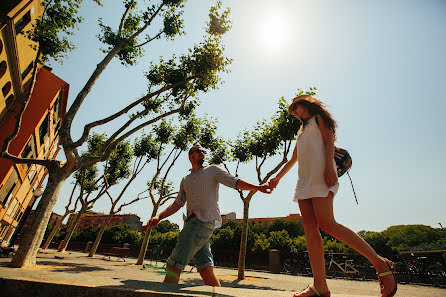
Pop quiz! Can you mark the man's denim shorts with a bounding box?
[166,216,215,272]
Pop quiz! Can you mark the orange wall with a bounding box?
[0,67,68,180]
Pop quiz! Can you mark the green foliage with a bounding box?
[358,231,395,256]
[323,238,354,253]
[25,0,87,62]
[153,120,174,144]
[382,225,444,250]
[133,133,159,160]
[268,219,304,238]
[104,140,133,185]
[291,236,307,251]
[102,224,143,245]
[231,98,302,164]
[206,1,231,36]
[154,220,179,233]
[84,133,107,158]
[250,222,268,235]
[150,231,179,248]
[268,230,293,250]
[72,226,99,242]
[211,227,236,249]
[252,233,269,251]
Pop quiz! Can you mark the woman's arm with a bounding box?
[269,144,298,189]
[317,114,338,187]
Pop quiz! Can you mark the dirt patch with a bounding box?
[218,274,268,282]
[24,263,86,271]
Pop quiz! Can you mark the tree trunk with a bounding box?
[41,215,66,250]
[237,197,251,280]
[10,170,69,268]
[136,206,158,265]
[88,211,114,257]
[58,205,87,253]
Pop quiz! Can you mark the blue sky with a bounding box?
[49,0,446,232]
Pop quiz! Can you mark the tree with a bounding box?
[381,225,444,249]
[2,0,231,268]
[136,115,221,264]
[87,134,158,257]
[268,219,305,238]
[59,137,133,253]
[227,96,304,279]
[41,175,81,250]
[358,231,395,256]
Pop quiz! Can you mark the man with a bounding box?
[147,144,271,286]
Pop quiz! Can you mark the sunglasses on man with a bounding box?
[189,148,206,155]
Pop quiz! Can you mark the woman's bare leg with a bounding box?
[311,194,396,296]
[296,199,329,297]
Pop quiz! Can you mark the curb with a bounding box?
[0,278,201,297]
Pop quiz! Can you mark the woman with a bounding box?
[268,95,397,297]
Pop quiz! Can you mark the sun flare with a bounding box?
[258,13,289,52]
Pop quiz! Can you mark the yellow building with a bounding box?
[0,0,69,246]
[1,0,44,122]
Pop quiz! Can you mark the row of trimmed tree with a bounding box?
[0,0,317,280]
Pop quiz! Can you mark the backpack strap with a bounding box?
[347,171,358,205]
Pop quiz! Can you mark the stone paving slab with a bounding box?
[0,249,445,297]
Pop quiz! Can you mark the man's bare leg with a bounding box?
[199,266,221,287]
[164,263,182,284]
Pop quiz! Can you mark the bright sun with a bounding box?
[258,13,289,53]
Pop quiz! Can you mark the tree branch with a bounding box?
[0,153,58,167]
[118,0,136,36]
[71,77,194,149]
[136,31,163,47]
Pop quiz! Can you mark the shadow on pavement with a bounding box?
[34,260,111,273]
[99,279,235,297]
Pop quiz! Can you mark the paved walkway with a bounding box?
[0,249,444,297]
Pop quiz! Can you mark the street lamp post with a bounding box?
[8,186,44,247]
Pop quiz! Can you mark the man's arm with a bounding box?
[236,179,271,194]
[147,202,182,229]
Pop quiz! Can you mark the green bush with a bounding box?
[267,230,293,251]
[252,233,270,251]
[150,231,179,248]
[211,227,236,249]
[291,235,307,251]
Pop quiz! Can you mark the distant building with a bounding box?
[0,0,69,246]
[223,213,302,226]
[71,212,143,232]
[221,212,236,221]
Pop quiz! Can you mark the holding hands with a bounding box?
[268,176,280,190]
[147,215,161,230]
[256,177,280,194]
[258,183,273,194]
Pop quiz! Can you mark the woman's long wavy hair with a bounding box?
[292,95,338,138]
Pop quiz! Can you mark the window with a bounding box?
[16,210,24,223]
[0,61,6,79]
[2,81,11,97]
[21,62,33,80]
[0,183,16,207]
[5,94,14,106]
[6,198,18,216]
[0,169,20,207]
[39,113,49,147]
[27,164,37,183]
[21,135,36,171]
[15,11,31,35]
[53,92,63,123]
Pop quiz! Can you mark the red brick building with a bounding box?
[72,212,143,232]
[223,213,302,226]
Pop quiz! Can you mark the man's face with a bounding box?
[189,145,206,165]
